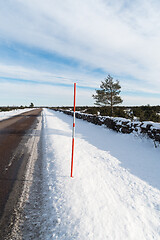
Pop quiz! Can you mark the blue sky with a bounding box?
[0,0,160,106]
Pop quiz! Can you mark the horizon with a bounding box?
[1,104,160,108]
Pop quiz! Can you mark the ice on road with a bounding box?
[42,108,160,240]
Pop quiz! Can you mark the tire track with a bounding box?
[0,108,42,239]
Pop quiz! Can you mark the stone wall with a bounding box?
[55,109,160,145]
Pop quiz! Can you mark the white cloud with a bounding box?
[0,0,160,104]
[122,95,160,106]
[0,63,102,88]
[0,80,94,106]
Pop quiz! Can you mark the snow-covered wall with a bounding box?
[55,109,160,145]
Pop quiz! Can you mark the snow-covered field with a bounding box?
[42,108,160,240]
[0,108,35,121]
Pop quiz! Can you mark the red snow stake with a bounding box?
[70,83,76,178]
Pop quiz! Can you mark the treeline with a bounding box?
[0,103,35,112]
[52,105,160,123]
[0,106,24,112]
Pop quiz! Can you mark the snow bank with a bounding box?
[0,108,35,121]
[56,109,160,145]
[42,108,160,240]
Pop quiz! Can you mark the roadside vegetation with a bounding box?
[0,103,35,112]
[52,105,160,123]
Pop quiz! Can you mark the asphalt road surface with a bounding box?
[0,108,42,238]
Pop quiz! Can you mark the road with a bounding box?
[0,108,42,238]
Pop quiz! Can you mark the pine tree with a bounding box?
[92,75,123,116]
[30,102,34,107]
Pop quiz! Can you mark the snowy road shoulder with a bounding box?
[42,108,160,240]
[0,108,35,121]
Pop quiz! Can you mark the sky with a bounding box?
[0,0,160,107]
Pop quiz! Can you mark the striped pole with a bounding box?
[70,83,76,178]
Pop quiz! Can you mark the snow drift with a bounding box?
[41,108,160,240]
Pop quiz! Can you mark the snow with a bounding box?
[141,121,160,130]
[64,110,160,134]
[0,108,35,121]
[42,108,160,239]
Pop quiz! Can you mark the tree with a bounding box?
[30,102,34,108]
[92,75,123,116]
